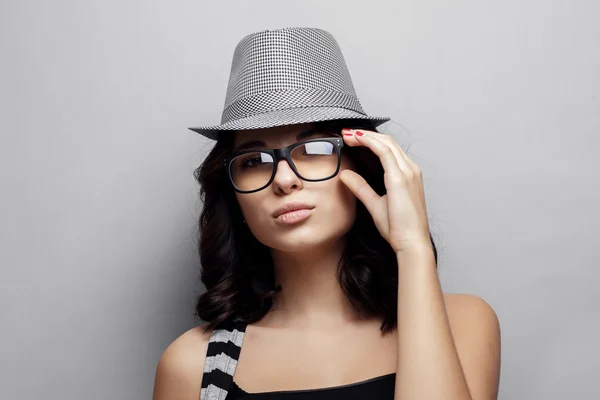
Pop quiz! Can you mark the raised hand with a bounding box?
[339,128,432,254]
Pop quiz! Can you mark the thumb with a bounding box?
[339,169,380,208]
[339,170,388,239]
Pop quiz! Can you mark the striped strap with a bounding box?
[200,319,248,400]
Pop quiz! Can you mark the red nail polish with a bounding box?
[343,133,353,136]
[355,131,364,136]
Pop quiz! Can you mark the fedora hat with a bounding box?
[188,27,390,140]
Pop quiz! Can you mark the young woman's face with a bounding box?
[231,123,357,253]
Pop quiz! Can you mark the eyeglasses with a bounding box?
[223,137,344,193]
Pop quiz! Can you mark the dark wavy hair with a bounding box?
[193,118,438,333]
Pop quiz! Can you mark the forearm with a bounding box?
[394,244,472,400]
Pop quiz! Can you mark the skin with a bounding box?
[153,123,501,400]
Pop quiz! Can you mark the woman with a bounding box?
[153,27,501,399]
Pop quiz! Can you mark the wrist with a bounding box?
[395,242,435,259]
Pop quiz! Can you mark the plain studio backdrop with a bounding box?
[1,0,598,399]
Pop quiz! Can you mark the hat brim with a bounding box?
[188,106,390,140]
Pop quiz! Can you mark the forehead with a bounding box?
[232,122,317,148]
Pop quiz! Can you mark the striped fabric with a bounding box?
[200,319,248,400]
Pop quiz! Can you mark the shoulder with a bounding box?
[443,293,500,343]
[152,324,213,400]
[443,293,501,397]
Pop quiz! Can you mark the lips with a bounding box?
[272,201,315,218]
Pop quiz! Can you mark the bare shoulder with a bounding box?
[443,293,500,333]
[443,293,501,398]
[152,324,213,400]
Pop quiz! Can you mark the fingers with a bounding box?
[342,128,421,179]
[342,128,408,184]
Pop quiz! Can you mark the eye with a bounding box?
[232,151,275,170]
[242,155,262,168]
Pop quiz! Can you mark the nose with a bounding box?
[271,159,302,193]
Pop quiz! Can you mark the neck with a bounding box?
[263,236,364,330]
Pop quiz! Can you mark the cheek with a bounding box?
[315,155,357,231]
[335,157,358,223]
[235,192,265,224]
[333,172,357,226]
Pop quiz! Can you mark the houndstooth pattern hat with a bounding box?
[188,27,390,140]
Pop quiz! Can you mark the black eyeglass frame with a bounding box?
[223,137,345,194]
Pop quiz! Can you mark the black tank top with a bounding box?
[200,319,396,399]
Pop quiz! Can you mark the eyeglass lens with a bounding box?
[229,140,338,192]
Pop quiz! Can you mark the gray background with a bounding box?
[1,0,598,399]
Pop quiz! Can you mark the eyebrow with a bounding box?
[232,127,328,153]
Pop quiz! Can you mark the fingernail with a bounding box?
[355,131,364,136]
[343,133,353,137]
